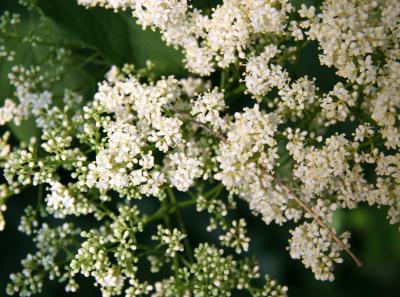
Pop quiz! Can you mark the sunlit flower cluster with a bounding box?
[78,0,294,75]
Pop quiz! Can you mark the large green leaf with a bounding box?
[37,0,186,76]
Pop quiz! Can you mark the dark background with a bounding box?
[1,0,400,296]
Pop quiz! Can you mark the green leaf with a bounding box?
[37,0,186,76]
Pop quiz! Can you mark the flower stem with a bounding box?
[276,179,363,267]
[167,187,194,263]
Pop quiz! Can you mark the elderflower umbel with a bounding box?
[152,225,186,258]
[288,222,350,281]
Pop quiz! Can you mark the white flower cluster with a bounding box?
[152,225,186,257]
[291,0,400,150]
[0,65,52,126]
[2,0,400,294]
[219,219,250,254]
[85,75,183,197]
[191,88,227,132]
[244,47,319,122]
[371,61,400,149]
[372,153,400,225]
[150,242,286,297]
[292,133,351,195]
[46,181,94,218]
[78,0,293,75]
[0,100,16,126]
[244,45,288,99]
[289,222,350,281]
[297,0,399,84]
[320,82,357,125]
[81,73,224,197]
[46,181,75,213]
[164,148,204,192]
[69,205,155,297]
[7,223,80,296]
[215,105,280,192]
[86,120,166,197]
[0,54,69,129]
[214,105,296,226]
[71,231,125,296]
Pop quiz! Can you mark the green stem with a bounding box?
[1,31,100,53]
[142,198,197,226]
[95,202,116,220]
[161,198,180,277]
[204,183,224,198]
[226,84,246,98]
[167,187,194,263]
[220,70,227,89]
[36,183,44,215]
[299,107,321,130]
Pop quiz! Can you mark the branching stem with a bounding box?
[167,187,194,263]
[276,180,363,267]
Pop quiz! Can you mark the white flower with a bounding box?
[149,116,183,153]
[292,134,351,195]
[219,219,250,254]
[244,45,288,99]
[201,100,301,226]
[191,88,226,131]
[206,2,251,68]
[353,124,374,142]
[0,99,16,126]
[164,151,203,192]
[46,181,75,211]
[242,0,293,34]
[0,132,11,159]
[96,267,124,289]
